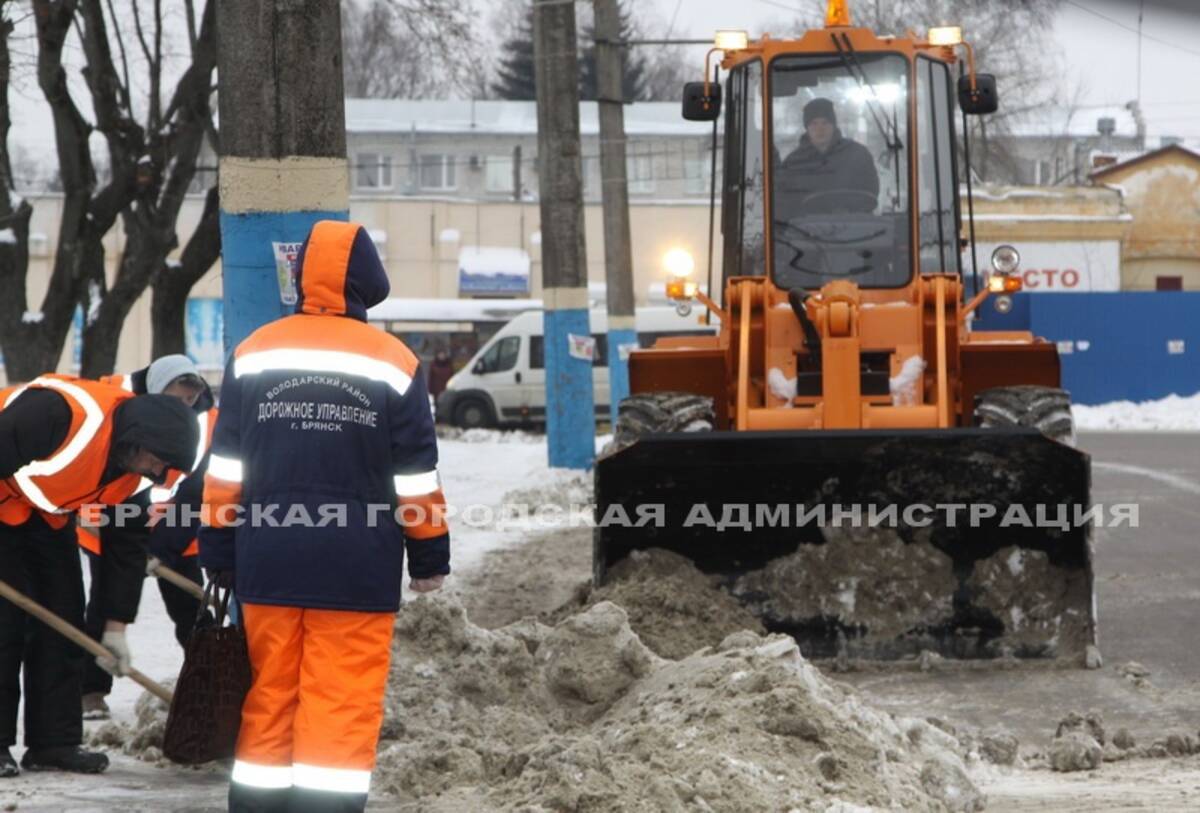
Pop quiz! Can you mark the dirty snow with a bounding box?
[1073,391,1200,431]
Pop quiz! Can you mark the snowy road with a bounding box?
[3,425,1199,810]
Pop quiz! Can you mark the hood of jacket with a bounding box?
[294,220,390,322]
[110,394,200,474]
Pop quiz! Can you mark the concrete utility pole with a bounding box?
[216,0,349,352]
[533,0,595,469]
[593,0,637,421]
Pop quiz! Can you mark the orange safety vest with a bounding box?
[97,372,137,393]
[0,375,145,529]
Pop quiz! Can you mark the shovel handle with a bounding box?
[0,578,173,704]
[146,557,211,604]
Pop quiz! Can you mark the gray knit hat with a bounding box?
[146,354,201,395]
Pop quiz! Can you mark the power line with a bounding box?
[665,0,684,40]
[1064,0,1200,59]
[749,0,805,13]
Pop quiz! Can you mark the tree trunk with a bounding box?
[150,185,221,357]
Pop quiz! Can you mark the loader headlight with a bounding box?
[987,274,1022,293]
[666,276,699,300]
[927,26,963,47]
[991,244,1020,275]
[663,248,696,278]
[714,30,749,51]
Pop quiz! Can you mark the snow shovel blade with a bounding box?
[594,427,1095,662]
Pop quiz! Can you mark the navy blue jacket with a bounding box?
[199,221,450,612]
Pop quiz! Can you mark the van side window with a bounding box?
[478,335,520,373]
[530,336,544,370]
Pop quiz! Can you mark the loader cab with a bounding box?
[719,31,966,298]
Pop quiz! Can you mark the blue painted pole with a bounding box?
[543,299,596,469]
[216,1,348,351]
[533,0,594,470]
[606,323,638,415]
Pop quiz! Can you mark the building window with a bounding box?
[626,145,655,194]
[684,152,713,195]
[1156,276,1183,291]
[485,156,513,194]
[354,153,392,190]
[419,154,457,190]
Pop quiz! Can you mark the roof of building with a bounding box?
[345,99,713,137]
[1090,143,1200,179]
[1003,104,1141,139]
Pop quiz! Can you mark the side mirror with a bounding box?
[958,73,998,115]
[472,360,485,375]
[682,81,721,121]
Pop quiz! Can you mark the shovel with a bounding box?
[0,578,173,704]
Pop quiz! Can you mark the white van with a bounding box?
[435,307,718,428]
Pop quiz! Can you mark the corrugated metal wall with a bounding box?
[974,293,1200,405]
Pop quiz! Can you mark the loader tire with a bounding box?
[974,385,1076,446]
[612,392,714,451]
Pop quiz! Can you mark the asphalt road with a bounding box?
[844,431,1200,746]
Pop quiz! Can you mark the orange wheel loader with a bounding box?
[594,4,1095,663]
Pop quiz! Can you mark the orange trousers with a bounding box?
[229,603,394,813]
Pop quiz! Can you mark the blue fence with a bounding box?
[974,292,1200,405]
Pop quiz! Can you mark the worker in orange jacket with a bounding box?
[80,355,216,719]
[200,221,450,812]
[0,376,197,777]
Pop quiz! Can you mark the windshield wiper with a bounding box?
[831,32,902,153]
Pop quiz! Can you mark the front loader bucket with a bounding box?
[594,428,1094,661]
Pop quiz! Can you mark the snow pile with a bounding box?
[438,427,545,444]
[1073,391,1200,431]
[889,355,926,407]
[551,549,765,660]
[88,685,173,763]
[376,593,985,811]
[767,367,797,406]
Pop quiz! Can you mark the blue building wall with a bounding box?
[974,293,1200,405]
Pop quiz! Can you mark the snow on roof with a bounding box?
[1089,143,1200,179]
[368,297,543,323]
[458,246,531,278]
[1003,105,1139,139]
[345,99,711,138]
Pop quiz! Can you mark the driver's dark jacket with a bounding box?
[777,130,879,214]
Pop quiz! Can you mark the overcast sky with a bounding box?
[7,0,1200,172]
[643,0,1200,140]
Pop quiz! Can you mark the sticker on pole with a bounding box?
[617,342,640,361]
[272,241,303,305]
[567,333,595,361]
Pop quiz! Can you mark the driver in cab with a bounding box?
[778,97,879,214]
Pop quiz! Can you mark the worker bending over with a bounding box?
[81,355,215,719]
[0,377,197,776]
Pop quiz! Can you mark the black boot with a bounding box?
[20,746,109,774]
[0,748,17,777]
